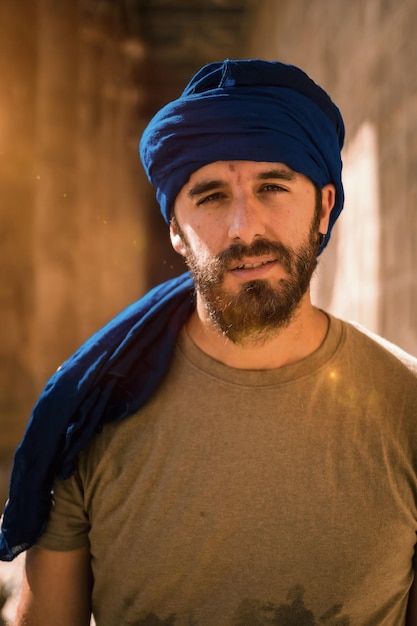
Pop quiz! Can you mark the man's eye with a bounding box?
[197,192,224,206]
[261,184,287,193]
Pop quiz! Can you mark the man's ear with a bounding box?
[169,217,187,257]
[319,184,336,234]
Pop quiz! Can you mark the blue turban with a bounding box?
[139,58,345,251]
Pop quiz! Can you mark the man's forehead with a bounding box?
[185,161,299,186]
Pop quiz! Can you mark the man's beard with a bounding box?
[174,206,322,345]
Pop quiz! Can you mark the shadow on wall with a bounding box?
[312,122,380,333]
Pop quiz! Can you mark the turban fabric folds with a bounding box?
[140,58,345,251]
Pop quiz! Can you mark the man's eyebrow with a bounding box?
[187,168,296,199]
[187,179,226,199]
[256,168,297,181]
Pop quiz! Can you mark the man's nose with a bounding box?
[227,195,266,244]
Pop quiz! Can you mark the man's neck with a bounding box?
[185,294,329,370]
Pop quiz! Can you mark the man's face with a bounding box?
[170,160,334,344]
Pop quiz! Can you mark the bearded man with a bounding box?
[2,59,417,626]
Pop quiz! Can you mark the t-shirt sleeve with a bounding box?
[36,469,90,551]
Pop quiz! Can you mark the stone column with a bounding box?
[0,0,38,498]
[32,0,80,386]
[76,2,149,343]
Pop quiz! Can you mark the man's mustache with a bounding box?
[216,239,293,274]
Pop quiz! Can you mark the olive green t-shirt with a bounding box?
[38,316,417,626]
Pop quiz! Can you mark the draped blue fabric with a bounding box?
[140,59,345,251]
[0,273,195,561]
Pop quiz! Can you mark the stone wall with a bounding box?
[0,0,39,494]
[0,0,151,501]
[246,0,417,355]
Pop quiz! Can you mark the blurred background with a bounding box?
[1,0,417,514]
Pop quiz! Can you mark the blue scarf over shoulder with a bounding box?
[0,273,194,561]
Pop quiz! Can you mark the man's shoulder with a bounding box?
[338,317,417,379]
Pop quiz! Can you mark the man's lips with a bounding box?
[230,257,277,271]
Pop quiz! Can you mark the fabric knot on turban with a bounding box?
[139,58,345,252]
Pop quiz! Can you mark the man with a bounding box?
[2,59,417,625]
